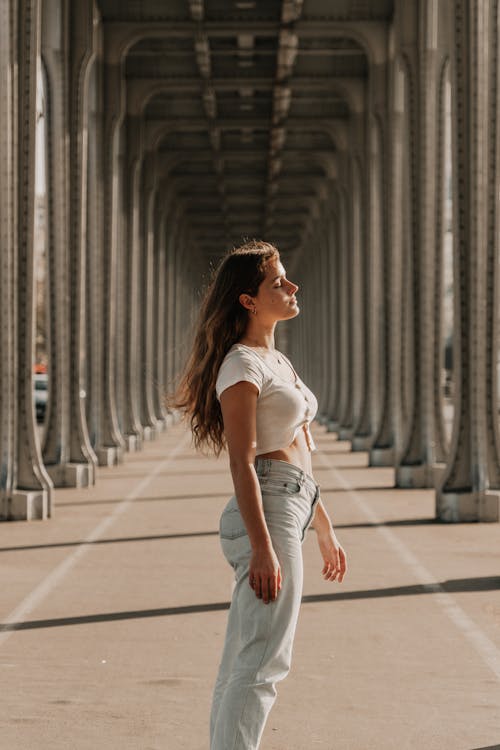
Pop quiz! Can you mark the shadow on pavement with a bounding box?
[0,530,219,553]
[2,576,499,632]
[334,517,439,529]
[56,491,227,507]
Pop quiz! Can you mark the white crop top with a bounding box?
[215,343,318,455]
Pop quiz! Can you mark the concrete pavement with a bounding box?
[1,423,500,750]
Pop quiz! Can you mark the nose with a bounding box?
[288,279,299,294]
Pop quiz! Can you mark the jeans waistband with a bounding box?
[254,457,319,499]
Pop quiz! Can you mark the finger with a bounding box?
[261,578,270,604]
[337,551,347,582]
[323,561,337,578]
[269,576,277,602]
[277,567,282,591]
[254,576,262,599]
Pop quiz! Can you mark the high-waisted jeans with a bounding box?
[210,458,320,750]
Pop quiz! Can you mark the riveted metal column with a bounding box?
[152,204,168,425]
[297,251,310,379]
[352,149,374,451]
[113,125,128,442]
[41,0,84,489]
[165,214,183,418]
[315,223,330,417]
[175,221,192,372]
[349,160,364,436]
[336,180,354,440]
[392,58,414,461]
[397,1,446,488]
[122,116,144,447]
[85,61,103,458]
[366,116,386,453]
[486,0,500,490]
[0,0,18,519]
[13,0,54,520]
[370,45,401,468]
[432,58,453,466]
[67,0,98,480]
[306,229,319,392]
[138,153,160,437]
[301,226,317,398]
[97,37,127,463]
[437,0,500,520]
[325,204,342,431]
[172,224,187,383]
[165,226,178,397]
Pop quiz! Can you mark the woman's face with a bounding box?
[250,256,300,322]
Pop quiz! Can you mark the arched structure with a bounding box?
[0,0,499,522]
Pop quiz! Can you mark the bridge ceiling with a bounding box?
[98,0,394,259]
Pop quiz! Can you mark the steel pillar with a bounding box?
[437,0,500,521]
[336,184,354,440]
[67,0,99,481]
[325,212,342,432]
[122,117,145,446]
[351,152,374,451]
[138,153,161,437]
[14,0,54,519]
[152,208,168,425]
[41,0,87,489]
[396,2,447,488]
[95,50,127,464]
[0,1,22,518]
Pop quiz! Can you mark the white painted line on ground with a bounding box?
[317,449,500,683]
[0,430,192,648]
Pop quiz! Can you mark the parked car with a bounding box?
[34,373,48,422]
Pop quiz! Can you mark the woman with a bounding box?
[171,240,347,749]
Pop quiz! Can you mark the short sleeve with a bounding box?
[216,349,264,400]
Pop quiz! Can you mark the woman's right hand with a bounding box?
[249,545,282,604]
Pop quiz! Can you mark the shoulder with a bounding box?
[216,345,266,399]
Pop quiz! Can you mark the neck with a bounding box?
[240,320,277,349]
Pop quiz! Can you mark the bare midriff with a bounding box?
[257,423,314,477]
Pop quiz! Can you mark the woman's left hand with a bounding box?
[317,528,347,583]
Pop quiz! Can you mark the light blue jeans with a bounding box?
[210,458,320,750]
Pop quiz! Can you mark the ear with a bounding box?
[238,293,254,312]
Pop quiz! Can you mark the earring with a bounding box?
[252,307,257,315]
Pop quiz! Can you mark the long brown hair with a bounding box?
[167,240,279,455]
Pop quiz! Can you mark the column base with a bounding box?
[45,462,94,488]
[316,414,328,426]
[142,425,158,442]
[352,434,372,452]
[396,463,431,489]
[96,446,125,467]
[432,462,447,487]
[369,446,395,467]
[154,418,167,433]
[436,490,500,522]
[326,420,339,433]
[165,412,176,427]
[338,427,354,441]
[124,433,142,452]
[3,490,49,521]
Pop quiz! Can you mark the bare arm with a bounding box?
[219,381,281,603]
[311,499,347,583]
